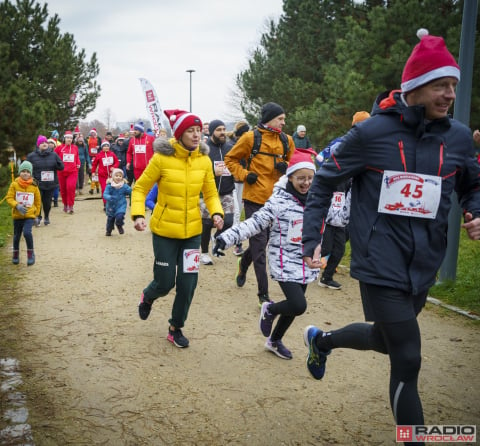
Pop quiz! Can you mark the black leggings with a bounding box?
[316,319,424,440]
[269,282,307,342]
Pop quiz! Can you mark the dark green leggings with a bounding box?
[143,233,201,328]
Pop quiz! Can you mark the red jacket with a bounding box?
[127,134,155,179]
[55,144,80,173]
[92,150,119,178]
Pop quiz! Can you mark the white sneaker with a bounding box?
[200,253,213,265]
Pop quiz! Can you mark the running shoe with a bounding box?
[318,277,342,290]
[303,325,330,380]
[200,253,214,265]
[259,301,275,337]
[265,338,292,360]
[233,245,244,256]
[235,258,246,287]
[167,328,189,348]
[44,218,50,226]
[258,293,271,308]
[138,293,152,320]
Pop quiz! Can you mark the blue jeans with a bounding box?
[13,218,35,250]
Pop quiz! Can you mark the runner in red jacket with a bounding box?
[126,121,154,181]
[91,141,119,204]
[55,130,80,214]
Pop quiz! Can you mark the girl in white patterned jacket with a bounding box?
[214,149,319,359]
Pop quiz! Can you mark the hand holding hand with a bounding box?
[212,214,224,230]
[304,243,323,269]
[134,217,147,231]
[213,237,226,257]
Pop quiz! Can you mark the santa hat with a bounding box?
[134,121,145,133]
[47,138,56,145]
[101,140,110,148]
[117,133,125,140]
[36,135,48,146]
[73,126,80,134]
[286,149,316,176]
[401,29,460,93]
[130,124,134,133]
[351,111,370,126]
[64,130,73,138]
[164,109,202,140]
[90,128,97,135]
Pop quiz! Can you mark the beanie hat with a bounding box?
[296,125,306,133]
[111,168,124,178]
[286,149,316,176]
[164,109,202,140]
[74,126,80,134]
[101,140,110,148]
[351,111,370,126]
[51,130,59,138]
[36,135,48,146]
[260,102,285,124]
[64,130,73,139]
[134,121,144,133]
[208,119,225,136]
[401,29,460,93]
[18,160,33,175]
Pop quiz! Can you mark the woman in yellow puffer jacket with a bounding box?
[6,160,41,265]
[131,109,224,348]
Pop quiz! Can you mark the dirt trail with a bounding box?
[1,196,479,445]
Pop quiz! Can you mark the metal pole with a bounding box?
[186,69,195,112]
[438,0,478,282]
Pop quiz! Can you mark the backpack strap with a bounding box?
[246,129,289,170]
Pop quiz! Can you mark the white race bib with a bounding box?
[91,148,98,154]
[41,171,54,181]
[183,248,200,273]
[92,173,99,182]
[214,160,231,176]
[15,191,34,207]
[102,156,113,166]
[63,153,74,163]
[287,218,303,244]
[378,170,441,219]
[331,191,345,210]
[134,144,146,154]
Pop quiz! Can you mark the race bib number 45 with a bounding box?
[378,170,441,219]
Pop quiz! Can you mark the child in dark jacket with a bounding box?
[102,168,131,236]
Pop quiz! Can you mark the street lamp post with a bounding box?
[186,69,195,112]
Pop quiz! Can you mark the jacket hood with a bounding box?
[153,137,209,156]
[273,175,288,192]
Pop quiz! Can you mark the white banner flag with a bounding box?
[139,78,172,137]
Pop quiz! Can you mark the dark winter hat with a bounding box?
[134,121,145,133]
[208,119,225,136]
[164,109,202,140]
[260,102,285,124]
[401,29,460,93]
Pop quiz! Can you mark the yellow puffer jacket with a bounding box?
[131,138,224,239]
[6,177,41,219]
[224,127,295,205]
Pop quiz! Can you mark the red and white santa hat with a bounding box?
[164,109,202,140]
[286,148,317,176]
[101,139,110,147]
[64,130,73,138]
[90,128,97,135]
[401,28,460,93]
[73,126,80,135]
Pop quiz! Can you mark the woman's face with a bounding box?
[180,126,202,149]
[288,168,315,194]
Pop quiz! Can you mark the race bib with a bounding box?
[41,171,54,181]
[63,153,74,163]
[183,248,200,273]
[15,191,34,207]
[214,161,231,176]
[102,156,113,166]
[331,191,345,210]
[92,173,99,182]
[134,144,146,154]
[378,170,441,219]
[91,148,97,154]
[287,218,303,244]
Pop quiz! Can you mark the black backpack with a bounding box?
[246,128,290,170]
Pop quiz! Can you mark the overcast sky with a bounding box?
[38,0,284,128]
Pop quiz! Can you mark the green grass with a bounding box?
[341,230,479,316]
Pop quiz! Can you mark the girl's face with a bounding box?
[112,172,123,183]
[288,168,315,194]
[19,170,31,180]
[102,145,109,152]
[39,141,48,151]
[48,142,56,150]
[180,126,201,149]
[64,136,73,144]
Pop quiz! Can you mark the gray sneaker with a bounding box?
[259,302,276,337]
[265,338,292,360]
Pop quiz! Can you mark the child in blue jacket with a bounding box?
[103,168,131,236]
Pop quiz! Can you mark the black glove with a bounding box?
[16,204,27,215]
[246,172,258,184]
[212,237,226,257]
[275,161,288,174]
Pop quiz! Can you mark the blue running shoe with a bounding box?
[303,325,330,380]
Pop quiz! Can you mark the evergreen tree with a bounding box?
[0,0,100,156]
